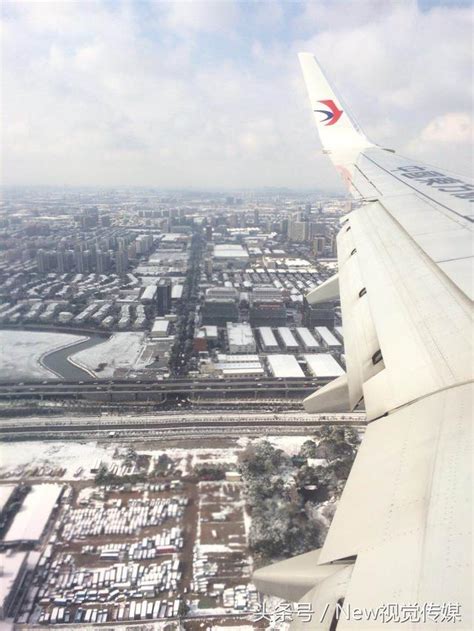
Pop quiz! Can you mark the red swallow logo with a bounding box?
[314,99,343,126]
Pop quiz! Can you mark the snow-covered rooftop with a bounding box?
[304,353,344,378]
[267,354,304,378]
[4,484,63,543]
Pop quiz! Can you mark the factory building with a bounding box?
[226,323,256,354]
[252,286,283,301]
[276,327,299,352]
[302,297,335,329]
[141,285,157,303]
[295,327,320,351]
[257,327,279,352]
[150,318,170,338]
[314,326,342,351]
[171,284,183,301]
[249,297,286,327]
[3,484,63,547]
[213,244,249,269]
[249,285,286,326]
[304,353,344,379]
[193,325,219,352]
[0,551,29,620]
[201,299,239,326]
[0,486,16,518]
[213,354,264,378]
[206,287,239,301]
[267,355,305,379]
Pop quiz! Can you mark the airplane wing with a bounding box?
[253,53,473,629]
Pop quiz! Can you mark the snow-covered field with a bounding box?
[0,329,86,380]
[0,437,303,481]
[69,332,145,378]
[0,441,117,479]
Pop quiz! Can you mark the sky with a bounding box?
[1,0,473,191]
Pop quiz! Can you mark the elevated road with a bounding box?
[0,377,329,402]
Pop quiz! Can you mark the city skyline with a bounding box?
[2,0,473,190]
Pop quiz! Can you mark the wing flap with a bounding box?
[318,382,472,628]
[320,381,472,552]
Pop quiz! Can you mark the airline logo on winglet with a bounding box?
[314,99,343,126]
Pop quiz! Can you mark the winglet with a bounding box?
[298,52,373,153]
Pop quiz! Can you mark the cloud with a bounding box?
[420,112,474,143]
[1,0,472,189]
[160,0,240,34]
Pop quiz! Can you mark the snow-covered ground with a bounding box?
[0,442,242,481]
[0,329,86,380]
[0,441,117,479]
[0,434,341,481]
[69,332,145,378]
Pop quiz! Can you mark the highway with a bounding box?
[0,377,328,402]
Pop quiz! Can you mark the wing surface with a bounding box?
[253,54,473,630]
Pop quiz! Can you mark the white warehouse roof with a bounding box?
[258,327,279,349]
[222,367,264,376]
[217,353,260,363]
[315,326,341,347]
[152,319,170,335]
[4,484,63,544]
[171,284,183,299]
[267,354,305,378]
[277,327,299,349]
[0,485,16,514]
[304,353,344,378]
[214,244,249,260]
[226,323,255,348]
[0,551,28,614]
[296,327,320,350]
[141,285,157,301]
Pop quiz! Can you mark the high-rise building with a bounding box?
[96,250,110,274]
[74,248,91,274]
[56,249,72,273]
[156,279,172,316]
[135,234,154,255]
[115,249,129,277]
[36,249,52,273]
[288,220,308,242]
[80,206,99,230]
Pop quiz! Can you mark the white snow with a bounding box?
[69,332,145,378]
[0,441,117,480]
[0,329,86,380]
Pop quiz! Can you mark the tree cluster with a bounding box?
[193,462,233,481]
[239,428,361,564]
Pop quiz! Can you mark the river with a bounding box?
[42,333,108,380]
